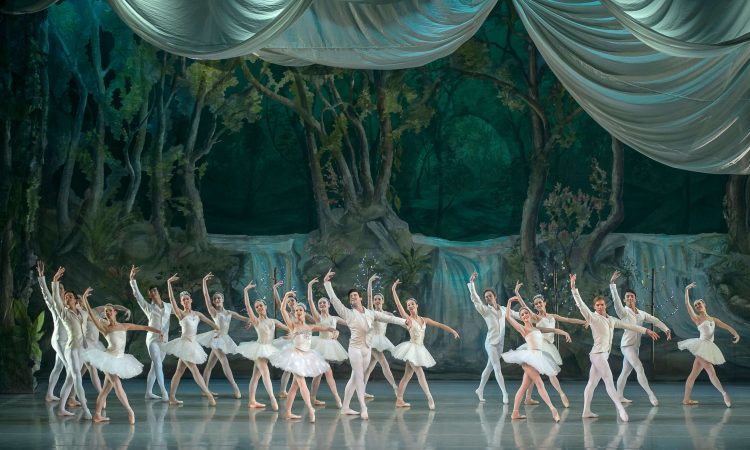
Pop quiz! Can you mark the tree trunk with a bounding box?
[724,175,750,254]
[0,114,12,327]
[183,160,208,248]
[150,93,170,246]
[124,99,149,215]
[578,136,625,271]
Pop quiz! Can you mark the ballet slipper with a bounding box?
[145,393,161,400]
[581,411,599,418]
[233,390,242,399]
[169,398,183,405]
[620,397,632,403]
[207,395,217,407]
[682,399,699,405]
[57,408,74,417]
[271,398,279,411]
[127,409,135,425]
[360,409,369,420]
[92,413,109,423]
[427,394,435,410]
[511,410,526,420]
[248,401,266,409]
[474,389,485,403]
[649,395,659,407]
[618,409,629,422]
[335,397,342,409]
[285,413,302,420]
[551,407,560,423]
[313,399,326,406]
[308,408,316,423]
[45,395,60,402]
[278,391,287,399]
[502,393,509,404]
[723,393,732,408]
[341,408,360,415]
[561,393,570,408]
[364,393,374,399]
[524,397,539,405]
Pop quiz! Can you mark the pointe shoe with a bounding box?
[524,397,540,405]
[511,410,526,420]
[127,409,135,425]
[313,399,326,406]
[427,395,435,410]
[561,393,570,408]
[169,398,183,405]
[581,411,599,418]
[551,407,560,423]
[723,393,732,408]
[57,409,74,417]
[145,393,161,400]
[45,395,60,403]
[341,408,360,415]
[208,396,217,407]
[649,395,659,407]
[335,397,343,409]
[620,397,632,403]
[395,399,411,408]
[502,393,509,405]
[618,409,629,422]
[309,408,316,423]
[682,399,699,405]
[474,389,485,403]
[271,398,279,411]
[92,414,109,423]
[364,393,374,399]
[278,391,287,399]
[286,413,301,420]
[234,391,242,400]
[360,410,369,420]
[248,401,266,409]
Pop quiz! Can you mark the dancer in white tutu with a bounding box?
[80,298,128,395]
[679,282,739,407]
[79,288,163,424]
[271,280,314,399]
[363,274,399,399]
[392,279,460,410]
[502,296,571,422]
[237,280,289,410]
[571,274,659,422]
[514,281,588,408]
[36,261,68,403]
[164,274,219,406]
[269,290,334,422]
[197,272,246,399]
[610,270,672,406]
[307,277,345,408]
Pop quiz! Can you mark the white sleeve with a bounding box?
[468,282,490,317]
[130,279,150,316]
[572,289,593,322]
[643,312,670,333]
[38,276,55,311]
[610,283,627,319]
[373,310,406,326]
[324,281,352,322]
[614,318,648,334]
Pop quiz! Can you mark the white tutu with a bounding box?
[237,341,278,361]
[85,339,106,352]
[392,342,436,368]
[83,348,143,379]
[311,337,348,362]
[164,337,208,364]
[196,331,238,354]
[370,335,396,353]
[269,348,329,377]
[518,340,562,365]
[678,338,726,365]
[502,348,560,376]
[273,336,292,350]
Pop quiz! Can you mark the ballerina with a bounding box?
[679,282,739,407]
[467,271,519,404]
[80,298,128,395]
[270,280,308,400]
[130,266,173,401]
[513,281,588,408]
[236,280,289,410]
[37,261,68,403]
[196,272,246,399]
[79,288,163,424]
[501,296,571,421]
[163,273,219,406]
[610,270,672,406]
[392,279,460,410]
[570,274,659,421]
[307,277,345,408]
[48,266,92,419]
[363,274,399,398]
[269,290,333,422]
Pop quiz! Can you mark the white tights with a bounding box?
[46,342,66,400]
[616,345,656,401]
[248,358,277,408]
[476,342,507,401]
[583,352,628,420]
[342,346,371,413]
[202,348,241,396]
[145,340,168,398]
[59,346,91,418]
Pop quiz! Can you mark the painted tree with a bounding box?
[724,175,750,254]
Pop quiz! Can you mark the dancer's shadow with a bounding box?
[476,403,508,447]
[247,408,279,450]
[168,401,215,449]
[512,406,569,449]
[684,404,731,449]
[144,399,169,447]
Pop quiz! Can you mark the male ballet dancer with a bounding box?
[570,274,659,421]
[36,261,68,402]
[323,269,406,420]
[130,266,172,400]
[610,270,671,406]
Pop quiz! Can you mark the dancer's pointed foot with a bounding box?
[145,393,161,400]
[82,409,92,420]
[581,411,599,418]
[560,393,570,408]
[278,391,287,399]
[682,399,699,405]
[127,408,135,425]
[92,413,109,423]
[723,392,732,407]
[427,395,435,410]
[285,413,301,420]
[511,410,526,420]
[618,409,629,422]
[524,397,539,405]
[169,398,183,405]
[308,408,316,423]
[620,397,632,403]
[474,389,485,403]
[335,396,342,409]
[207,395,217,407]
[271,398,279,411]
[502,393,509,404]
[364,393,374,399]
[649,395,659,407]
[341,408,360,415]
[395,399,411,408]
[233,390,242,400]
[45,395,60,403]
[248,401,266,409]
[313,399,326,406]
[361,409,369,420]
[551,407,560,423]
[57,409,74,417]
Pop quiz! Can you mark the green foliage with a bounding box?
[81,203,137,266]
[0,300,45,392]
[387,245,432,288]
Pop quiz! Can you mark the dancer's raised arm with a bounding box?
[505,297,526,335]
[129,265,151,316]
[279,291,295,329]
[202,273,217,318]
[243,281,260,326]
[714,318,740,344]
[49,266,66,317]
[570,274,593,322]
[36,261,54,305]
[391,279,409,320]
[367,274,379,310]
[424,317,460,339]
[536,326,572,343]
[322,269,352,321]
[80,288,108,335]
[167,274,184,321]
[307,277,321,323]
[684,282,700,325]
[467,272,490,316]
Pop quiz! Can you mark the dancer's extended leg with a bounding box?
[700,358,730,406]
[46,353,65,402]
[526,366,559,421]
[111,376,135,424]
[185,362,216,406]
[619,346,657,405]
[146,341,168,400]
[216,351,241,398]
[169,360,187,405]
[279,371,291,398]
[512,372,532,419]
[93,376,113,423]
[294,375,316,422]
[202,350,219,390]
[396,363,415,407]
[590,352,628,421]
[683,358,704,404]
[413,366,434,410]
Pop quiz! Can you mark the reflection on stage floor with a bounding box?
[0,380,747,448]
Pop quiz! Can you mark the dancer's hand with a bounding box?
[158,331,165,342]
[245,322,253,330]
[451,330,460,340]
[203,272,214,282]
[392,279,402,289]
[569,274,576,290]
[686,282,696,291]
[610,270,620,284]
[129,265,140,280]
[244,281,256,291]
[324,268,335,282]
[368,274,380,283]
[168,273,179,284]
[583,321,590,329]
[469,271,477,283]
[645,329,659,341]
[514,280,523,296]
[308,277,319,286]
[274,280,284,289]
[36,261,44,277]
[562,331,572,343]
[82,287,93,300]
[333,330,340,339]
[665,330,672,340]
[53,266,65,282]
[733,334,740,344]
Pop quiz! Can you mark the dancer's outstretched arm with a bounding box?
[684,282,700,325]
[80,288,108,335]
[196,311,219,330]
[272,280,287,314]
[467,272,490,316]
[642,312,671,339]
[548,314,587,326]
[243,281,260,327]
[391,279,409,320]
[367,274,379,310]
[123,323,163,336]
[504,297,526,336]
[129,265,151,316]
[167,274,184,321]
[423,317,460,339]
[609,270,629,320]
[570,274,593,322]
[536,327,572,343]
[322,269,352,321]
[279,291,295,330]
[202,273,217,318]
[614,319,659,340]
[273,319,290,333]
[714,318,740,343]
[307,277,321,323]
[49,266,66,317]
[36,261,55,308]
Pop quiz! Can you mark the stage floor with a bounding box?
[0,380,747,448]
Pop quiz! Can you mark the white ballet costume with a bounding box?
[312,315,348,362]
[164,313,208,364]
[237,318,279,361]
[517,315,563,365]
[269,329,329,377]
[196,309,238,354]
[84,315,106,352]
[83,330,143,379]
[502,329,561,376]
[369,312,397,353]
[678,320,726,365]
[392,320,436,368]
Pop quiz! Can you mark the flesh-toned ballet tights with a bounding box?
[583,353,628,422]
[202,349,242,398]
[279,371,291,397]
[364,350,398,391]
[311,368,342,408]
[683,357,731,407]
[616,346,658,406]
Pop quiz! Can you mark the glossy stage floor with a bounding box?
[0,380,747,449]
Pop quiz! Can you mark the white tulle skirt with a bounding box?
[237,341,278,361]
[164,337,208,364]
[273,336,292,350]
[196,331,238,354]
[370,335,396,353]
[83,349,143,379]
[85,339,106,352]
[392,342,436,368]
[502,348,560,376]
[678,338,726,365]
[269,348,329,377]
[518,340,563,365]
[311,337,348,362]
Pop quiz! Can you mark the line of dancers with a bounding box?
[37,261,740,424]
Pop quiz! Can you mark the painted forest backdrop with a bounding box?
[1,1,748,392]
